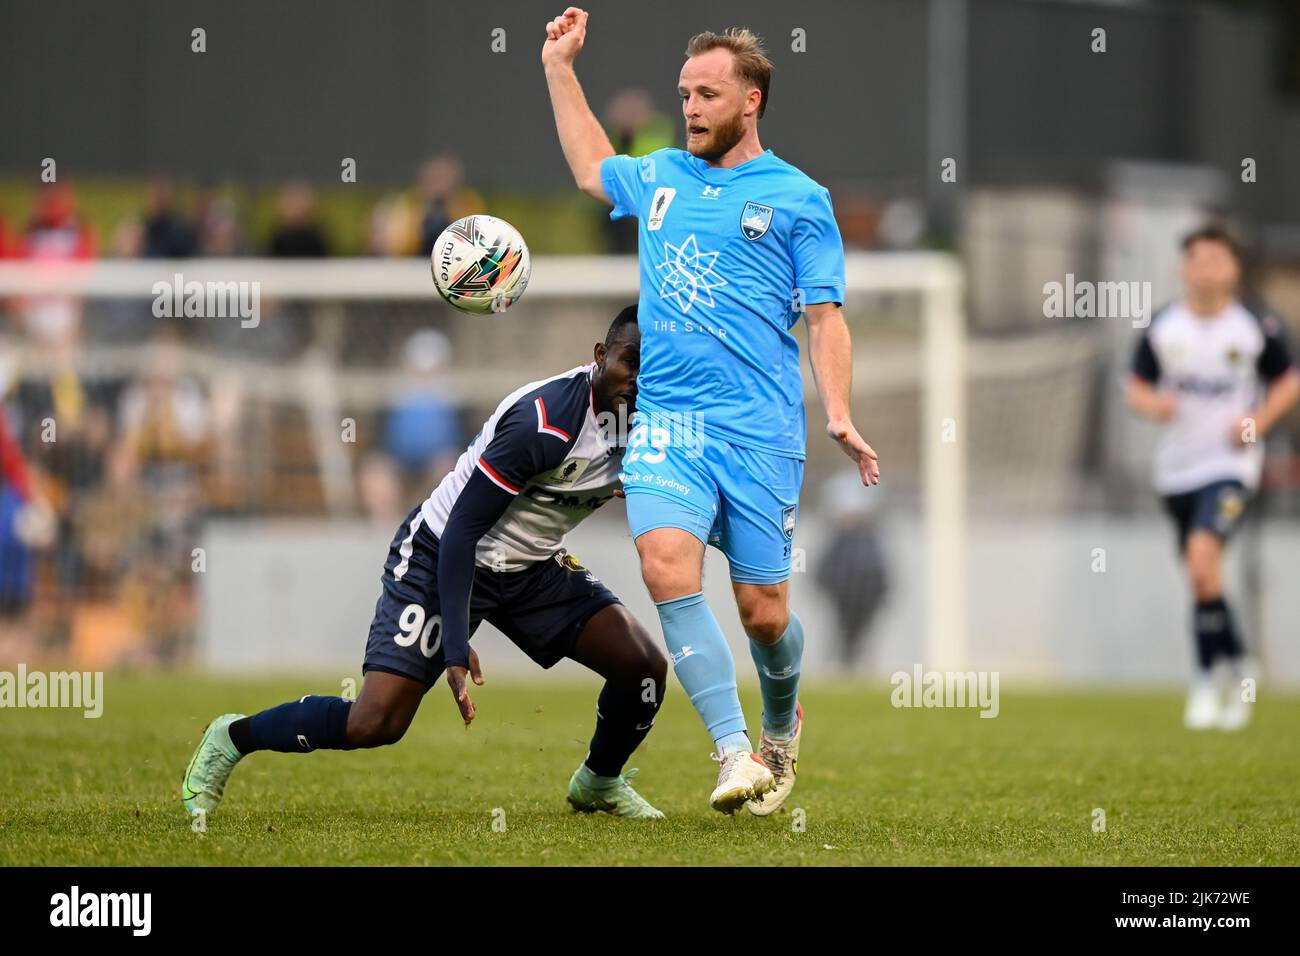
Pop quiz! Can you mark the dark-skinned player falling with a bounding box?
[181,306,670,819]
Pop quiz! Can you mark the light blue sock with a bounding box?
[655,591,749,751]
[749,610,804,739]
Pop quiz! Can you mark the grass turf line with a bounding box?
[2,674,1297,866]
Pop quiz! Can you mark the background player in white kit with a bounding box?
[1127,226,1300,730]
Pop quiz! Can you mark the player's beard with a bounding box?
[688,108,746,162]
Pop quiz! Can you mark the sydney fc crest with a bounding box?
[740,201,774,241]
[781,505,796,539]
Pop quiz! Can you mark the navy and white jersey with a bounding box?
[1131,301,1293,494]
[420,363,622,571]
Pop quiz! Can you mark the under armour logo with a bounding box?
[701,185,722,199]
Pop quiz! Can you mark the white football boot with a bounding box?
[747,702,802,817]
[709,750,775,815]
[1217,661,1254,731]
[181,713,245,815]
[1183,677,1220,730]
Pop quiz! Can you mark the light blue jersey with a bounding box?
[600,147,846,460]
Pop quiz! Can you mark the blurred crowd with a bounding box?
[0,309,466,667]
[0,182,468,666]
[0,90,672,666]
[0,87,898,668]
[0,152,488,265]
[0,88,893,267]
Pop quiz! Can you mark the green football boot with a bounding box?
[566,766,664,820]
[180,713,245,816]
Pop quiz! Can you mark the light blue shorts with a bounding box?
[620,415,803,585]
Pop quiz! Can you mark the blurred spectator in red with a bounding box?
[142,178,198,258]
[18,183,96,346]
[22,183,96,259]
[0,211,18,258]
[268,182,330,257]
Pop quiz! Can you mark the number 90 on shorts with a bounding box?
[393,604,442,659]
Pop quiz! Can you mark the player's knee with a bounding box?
[1189,569,1221,602]
[613,621,668,691]
[633,632,669,688]
[346,705,409,748]
[1185,536,1222,598]
[739,601,788,644]
[637,548,698,602]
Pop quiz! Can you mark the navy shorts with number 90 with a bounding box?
[362,507,622,687]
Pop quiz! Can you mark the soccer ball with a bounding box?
[430,214,531,315]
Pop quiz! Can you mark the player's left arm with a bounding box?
[438,394,578,723]
[1236,313,1300,445]
[806,302,879,486]
[1243,370,1300,441]
[793,186,879,486]
[437,470,511,725]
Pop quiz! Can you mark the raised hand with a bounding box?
[542,7,588,68]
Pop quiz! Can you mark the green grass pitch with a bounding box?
[3,674,1298,866]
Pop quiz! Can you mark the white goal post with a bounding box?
[0,251,967,669]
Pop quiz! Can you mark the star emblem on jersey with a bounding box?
[740,201,774,240]
[656,233,728,313]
